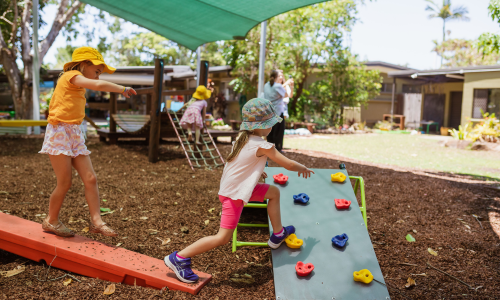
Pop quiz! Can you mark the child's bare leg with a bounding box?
[178,227,233,258]
[265,185,283,233]
[186,126,193,141]
[47,155,73,225]
[194,126,201,144]
[72,155,103,226]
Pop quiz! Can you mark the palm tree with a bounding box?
[425,0,469,66]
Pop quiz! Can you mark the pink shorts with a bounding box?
[219,183,270,229]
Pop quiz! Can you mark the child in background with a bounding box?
[179,85,211,144]
[164,98,314,283]
[39,47,136,237]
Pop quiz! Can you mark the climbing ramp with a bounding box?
[0,212,211,294]
[267,167,390,300]
[167,110,225,170]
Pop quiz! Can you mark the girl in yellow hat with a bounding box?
[39,46,136,237]
[179,85,211,145]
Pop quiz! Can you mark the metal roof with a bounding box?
[388,64,500,78]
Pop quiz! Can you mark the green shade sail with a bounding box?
[80,0,326,50]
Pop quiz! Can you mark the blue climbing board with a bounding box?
[268,167,390,300]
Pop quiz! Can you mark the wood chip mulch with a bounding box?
[0,136,499,299]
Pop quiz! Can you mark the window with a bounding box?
[380,83,393,93]
[402,84,421,93]
[473,89,500,118]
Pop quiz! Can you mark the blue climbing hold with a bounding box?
[293,193,310,204]
[332,233,349,248]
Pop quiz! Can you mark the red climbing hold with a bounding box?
[295,261,314,276]
[273,173,289,185]
[335,198,351,209]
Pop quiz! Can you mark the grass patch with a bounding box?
[284,134,500,180]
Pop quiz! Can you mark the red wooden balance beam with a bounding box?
[0,212,211,294]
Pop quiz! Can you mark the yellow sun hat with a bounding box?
[192,85,212,100]
[63,46,116,74]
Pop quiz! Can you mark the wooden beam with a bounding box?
[135,87,155,95]
[148,59,164,163]
[162,89,196,96]
[109,93,117,133]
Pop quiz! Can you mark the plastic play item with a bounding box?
[331,233,349,248]
[353,269,373,284]
[331,172,346,183]
[285,233,303,249]
[295,261,314,276]
[293,193,309,204]
[0,212,211,294]
[335,198,351,209]
[273,173,289,184]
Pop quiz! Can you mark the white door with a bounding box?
[403,93,422,126]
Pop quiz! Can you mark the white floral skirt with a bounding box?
[39,123,90,157]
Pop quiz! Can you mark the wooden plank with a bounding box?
[0,212,211,294]
[109,93,117,134]
[149,59,164,163]
[0,120,48,127]
[135,87,154,95]
[162,90,196,96]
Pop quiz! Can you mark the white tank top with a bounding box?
[218,135,274,203]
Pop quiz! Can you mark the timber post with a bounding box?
[148,59,164,163]
[199,60,209,87]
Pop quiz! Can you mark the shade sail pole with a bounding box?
[32,0,41,134]
[257,20,267,98]
[196,47,201,87]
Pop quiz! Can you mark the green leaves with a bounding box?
[406,234,416,242]
[100,207,111,212]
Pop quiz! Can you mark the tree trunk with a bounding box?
[290,74,307,118]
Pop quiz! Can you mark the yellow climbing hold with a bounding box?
[285,233,303,249]
[353,269,373,284]
[331,172,346,183]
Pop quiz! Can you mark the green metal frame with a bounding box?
[350,175,367,228]
[231,176,367,252]
[231,202,269,252]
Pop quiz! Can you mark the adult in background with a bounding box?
[277,70,294,119]
[264,70,294,152]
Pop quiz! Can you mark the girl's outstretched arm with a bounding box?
[257,146,314,178]
[71,75,137,98]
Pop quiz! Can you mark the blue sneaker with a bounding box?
[164,251,199,283]
[268,225,295,249]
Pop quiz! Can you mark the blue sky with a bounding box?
[41,0,500,70]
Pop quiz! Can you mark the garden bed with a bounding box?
[0,136,499,299]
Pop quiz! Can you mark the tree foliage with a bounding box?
[433,38,500,67]
[0,0,83,118]
[224,0,380,123]
[309,50,382,124]
[478,0,500,55]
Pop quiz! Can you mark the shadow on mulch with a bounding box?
[0,136,499,299]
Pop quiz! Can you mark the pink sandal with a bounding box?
[42,218,75,237]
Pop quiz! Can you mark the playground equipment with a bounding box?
[335,198,352,209]
[295,261,314,277]
[331,172,347,183]
[0,212,211,294]
[332,233,349,248]
[273,173,288,184]
[0,120,49,135]
[285,234,303,249]
[293,193,309,204]
[353,269,374,284]
[268,167,389,299]
[232,174,368,252]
